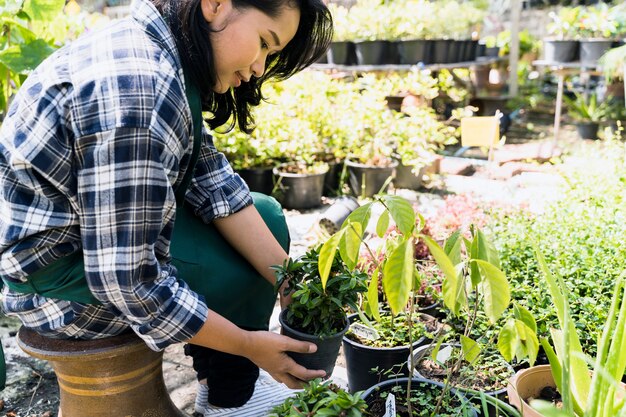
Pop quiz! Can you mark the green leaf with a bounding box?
[22,0,64,21]
[460,335,480,364]
[339,222,361,270]
[423,235,465,315]
[443,230,462,266]
[0,39,55,74]
[342,203,371,231]
[381,195,415,235]
[474,259,510,323]
[318,230,344,291]
[375,210,389,238]
[513,304,537,333]
[367,267,381,322]
[529,401,573,417]
[382,238,414,315]
[497,318,539,365]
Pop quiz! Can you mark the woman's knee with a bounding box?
[251,192,290,252]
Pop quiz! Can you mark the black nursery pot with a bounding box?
[273,165,327,210]
[345,159,397,198]
[342,313,435,393]
[576,121,600,140]
[236,167,274,195]
[318,195,360,235]
[361,377,478,417]
[279,309,348,378]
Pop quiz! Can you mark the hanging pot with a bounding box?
[279,309,348,378]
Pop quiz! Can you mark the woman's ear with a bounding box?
[200,0,224,22]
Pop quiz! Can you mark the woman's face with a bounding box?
[201,0,300,93]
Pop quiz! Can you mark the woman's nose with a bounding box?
[251,55,266,78]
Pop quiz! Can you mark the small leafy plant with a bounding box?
[563,92,610,123]
[268,378,367,417]
[274,245,367,337]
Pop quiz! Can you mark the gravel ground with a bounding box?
[0,118,588,417]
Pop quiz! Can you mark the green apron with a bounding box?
[0,73,288,390]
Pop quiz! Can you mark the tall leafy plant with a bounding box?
[531,249,626,417]
[0,0,66,118]
[317,195,537,415]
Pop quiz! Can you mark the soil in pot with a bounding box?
[412,344,513,395]
[363,377,478,417]
[343,313,442,392]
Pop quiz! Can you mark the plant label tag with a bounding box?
[436,345,454,363]
[384,392,396,417]
[350,323,379,341]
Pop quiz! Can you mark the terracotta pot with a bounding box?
[507,365,555,417]
[17,327,189,417]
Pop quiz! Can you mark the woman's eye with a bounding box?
[261,38,269,49]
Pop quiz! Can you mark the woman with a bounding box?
[0,0,332,413]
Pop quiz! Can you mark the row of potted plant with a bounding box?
[213,71,458,208]
[324,0,487,65]
[543,3,626,64]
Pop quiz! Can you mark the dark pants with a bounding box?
[170,193,289,407]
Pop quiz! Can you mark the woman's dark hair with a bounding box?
[152,0,333,133]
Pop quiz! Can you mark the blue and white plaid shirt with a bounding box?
[0,0,253,350]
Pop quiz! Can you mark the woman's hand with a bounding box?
[242,330,325,388]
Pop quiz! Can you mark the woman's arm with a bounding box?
[213,204,287,285]
[188,309,326,388]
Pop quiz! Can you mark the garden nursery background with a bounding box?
[1,0,626,416]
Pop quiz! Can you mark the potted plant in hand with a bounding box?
[563,92,610,140]
[268,378,368,416]
[508,249,626,417]
[274,245,368,378]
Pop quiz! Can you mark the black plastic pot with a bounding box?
[345,159,397,198]
[354,40,392,65]
[343,313,436,393]
[318,196,360,235]
[323,160,344,196]
[543,39,579,63]
[361,377,478,417]
[431,39,450,64]
[236,167,275,195]
[328,41,355,65]
[279,310,348,378]
[576,121,600,140]
[399,39,432,65]
[410,344,514,416]
[393,162,424,190]
[579,39,614,66]
[272,165,327,210]
[484,46,500,58]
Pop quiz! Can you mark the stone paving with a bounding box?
[0,130,579,416]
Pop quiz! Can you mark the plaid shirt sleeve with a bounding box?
[184,130,253,222]
[76,126,208,350]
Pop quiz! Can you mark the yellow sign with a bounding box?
[460,116,500,147]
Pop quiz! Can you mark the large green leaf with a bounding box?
[22,0,64,21]
[339,222,362,270]
[367,267,381,322]
[443,230,462,266]
[318,230,344,291]
[375,210,389,238]
[0,39,55,74]
[497,318,539,365]
[382,238,414,315]
[380,195,415,235]
[513,304,537,333]
[460,335,480,364]
[342,203,371,232]
[474,259,510,323]
[423,235,465,315]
